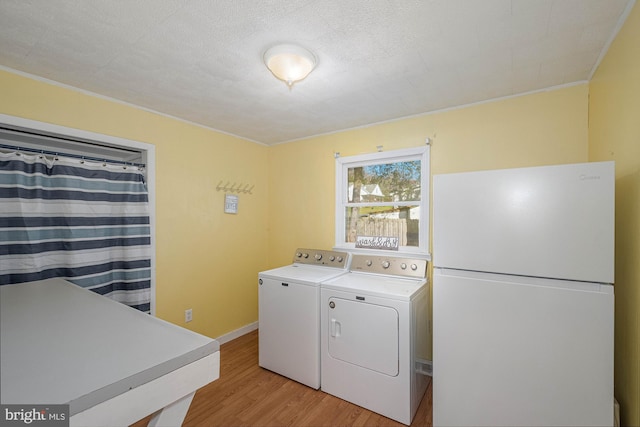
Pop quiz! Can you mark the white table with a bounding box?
[1,278,220,427]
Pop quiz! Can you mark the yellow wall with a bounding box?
[0,70,269,339]
[268,84,589,266]
[589,3,640,425]
[1,68,590,340]
[267,84,589,363]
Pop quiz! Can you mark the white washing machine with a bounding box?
[321,254,430,425]
[258,248,350,389]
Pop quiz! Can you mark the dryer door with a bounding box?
[327,297,399,376]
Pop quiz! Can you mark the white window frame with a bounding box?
[334,145,430,259]
[0,113,157,314]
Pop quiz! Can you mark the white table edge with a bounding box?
[70,351,220,427]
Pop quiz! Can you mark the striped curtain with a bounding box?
[0,151,151,312]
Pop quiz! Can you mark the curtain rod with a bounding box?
[0,125,141,154]
[0,143,146,169]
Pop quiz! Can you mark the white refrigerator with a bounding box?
[432,161,615,427]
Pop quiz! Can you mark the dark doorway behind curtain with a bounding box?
[0,151,151,312]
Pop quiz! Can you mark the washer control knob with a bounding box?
[366,260,373,267]
[296,252,302,258]
[329,301,335,309]
[337,256,343,263]
[401,263,407,270]
[302,253,309,258]
[315,253,322,260]
[329,255,335,261]
[411,263,418,271]
[382,261,390,269]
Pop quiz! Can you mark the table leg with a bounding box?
[147,392,195,427]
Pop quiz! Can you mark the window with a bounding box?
[335,146,430,257]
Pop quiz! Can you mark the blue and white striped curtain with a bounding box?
[0,151,151,312]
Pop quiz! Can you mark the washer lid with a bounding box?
[259,264,349,285]
[322,272,426,300]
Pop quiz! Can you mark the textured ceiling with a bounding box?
[0,0,634,145]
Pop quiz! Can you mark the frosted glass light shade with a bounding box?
[264,44,316,88]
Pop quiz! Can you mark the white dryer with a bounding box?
[320,254,430,425]
[258,248,350,389]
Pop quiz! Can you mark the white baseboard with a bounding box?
[215,321,258,345]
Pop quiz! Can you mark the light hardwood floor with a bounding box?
[133,329,433,427]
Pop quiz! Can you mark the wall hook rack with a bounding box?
[216,181,254,194]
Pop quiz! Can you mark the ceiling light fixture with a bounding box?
[264,44,316,89]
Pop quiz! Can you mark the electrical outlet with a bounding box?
[185,308,193,323]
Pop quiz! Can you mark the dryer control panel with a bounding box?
[350,255,427,278]
[292,248,350,268]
